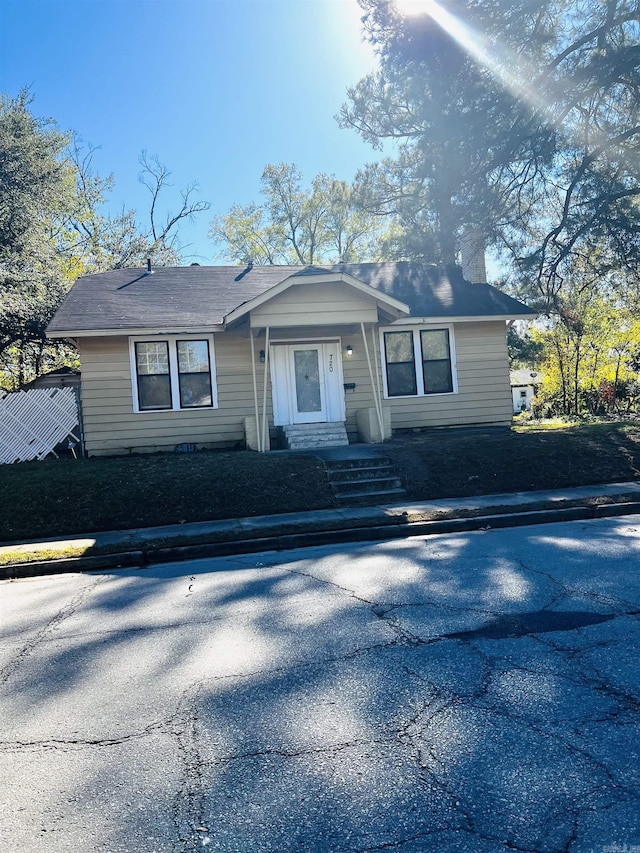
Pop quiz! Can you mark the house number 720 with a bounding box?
[328,354,334,373]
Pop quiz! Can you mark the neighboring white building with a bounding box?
[510,369,543,413]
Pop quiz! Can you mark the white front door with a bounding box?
[271,341,345,426]
[290,345,326,423]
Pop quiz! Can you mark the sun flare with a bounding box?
[393,0,548,118]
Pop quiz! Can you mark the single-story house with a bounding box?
[510,369,543,413]
[46,259,536,456]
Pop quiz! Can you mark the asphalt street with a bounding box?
[1,515,640,853]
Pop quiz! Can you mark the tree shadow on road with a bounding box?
[2,518,640,851]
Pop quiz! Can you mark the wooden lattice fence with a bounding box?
[0,387,80,464]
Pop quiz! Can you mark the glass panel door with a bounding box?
[290,346,326,423]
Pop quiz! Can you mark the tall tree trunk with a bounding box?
[574,337,582,415]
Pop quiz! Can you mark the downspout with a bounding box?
[250,333,261,452]
[261,326,270,452]
[361,321,384,442]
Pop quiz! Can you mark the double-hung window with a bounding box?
[420,329,454,394]
[382,327,456,398]
[131,336,216,412]
[383,331,418,397]
[135,341,172,410]
[176,340,213,408]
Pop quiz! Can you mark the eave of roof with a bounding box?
[47,324,225,339]
[390,312,536,324]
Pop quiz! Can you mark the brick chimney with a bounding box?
[459,227,487,284]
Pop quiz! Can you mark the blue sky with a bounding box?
[1,0,380,263]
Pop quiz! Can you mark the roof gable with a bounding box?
[224,267,410,325]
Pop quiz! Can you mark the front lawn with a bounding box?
[383,420,640,499]
[0,451,334,542]
[1,420,639,542]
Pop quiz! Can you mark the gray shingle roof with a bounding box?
[328,263,534,319]
[47,262,535,335]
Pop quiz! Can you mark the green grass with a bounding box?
[0,545,91,565]
[512,417,579,431]
[1,420,639,543]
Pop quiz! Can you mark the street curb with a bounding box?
[3,500,640,581]
[0,551,145,580]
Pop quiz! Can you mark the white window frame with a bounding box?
[379,325,458,399]
[129,335,218,413]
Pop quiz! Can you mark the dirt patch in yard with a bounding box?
[0,451,334,542]
[382,423,640,500]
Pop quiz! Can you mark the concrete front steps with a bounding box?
[324,456,406,505]
[283,422,349,450]
[281,425,406,505]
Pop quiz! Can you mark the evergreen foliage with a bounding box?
[340,0,640,309]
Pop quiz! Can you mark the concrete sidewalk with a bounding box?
[2,481,640,579]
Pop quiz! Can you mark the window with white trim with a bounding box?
[382,327,456,398]
[130,336,217,412]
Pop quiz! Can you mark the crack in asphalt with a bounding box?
[287,567,438,645]
[352,823,574,853]
[286,567,374,606]
[0,576,106,686]
[266,559,638,850]
[358,593,636,853]
[172,684,212,853]
[208,736,389,765]
[514,558,640,615]
[3,544,639,853]
[0,718,176,753]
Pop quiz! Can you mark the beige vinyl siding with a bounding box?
[250,282,377,327]
[77,319,512,455]
[79,334,270,456]
[379,321,513,430]
[339,325,384,439]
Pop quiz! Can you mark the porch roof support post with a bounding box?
[361,321,384,442]
[261,326,270,453]
[371,323,385,422]
[250,332,261,452]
